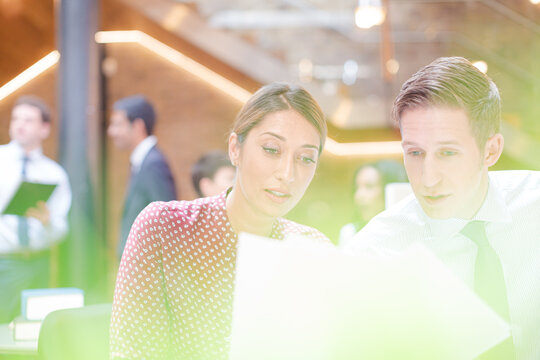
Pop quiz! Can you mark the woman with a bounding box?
[338,160,407,247]
[110,83,329,359]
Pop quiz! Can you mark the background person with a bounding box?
[110,83,329,359]
[191,150,235,198]
[107,95,177,259]
[0,95,71,323]
[347,56,540,360]
[338,160,407,247]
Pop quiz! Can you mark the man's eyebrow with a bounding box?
[402,140,460,147]
[261,132,319,150]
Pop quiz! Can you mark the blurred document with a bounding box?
[2,181,57,216]
[229,233,510,360]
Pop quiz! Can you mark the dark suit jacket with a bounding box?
[118,145,176,257]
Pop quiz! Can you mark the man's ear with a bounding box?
[40,122,51,140]
[133,118,148,136]
[484,133,504,168]
[228,132,240,167]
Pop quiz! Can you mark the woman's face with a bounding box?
[354,166,385,216]
[229,109,320,220]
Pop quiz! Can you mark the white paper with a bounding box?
[229,234,510,360]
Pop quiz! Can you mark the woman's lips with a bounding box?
[264,189,291,203]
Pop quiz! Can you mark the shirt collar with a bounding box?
[130,136,157,170]
[422,173,512,237]
[8,140,43,161]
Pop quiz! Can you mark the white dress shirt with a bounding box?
[129,135,157,174]
[0,141,72,253]
[346,170,540,360]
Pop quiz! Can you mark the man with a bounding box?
[347,57,539,360]
[0,95,72,323]
[108,95,176,259]
[191,150,235,198]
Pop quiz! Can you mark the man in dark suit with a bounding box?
[108,95,176,259]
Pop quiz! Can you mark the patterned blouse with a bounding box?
[110,190,329,359]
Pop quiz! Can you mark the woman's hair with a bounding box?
[231,83,327,154]
[392,56,501,148]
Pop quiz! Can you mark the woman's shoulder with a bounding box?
[276,218,330,243]
[141,192,227,231]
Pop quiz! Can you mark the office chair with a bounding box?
[37,303,112,360]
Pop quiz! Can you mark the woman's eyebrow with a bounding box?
[261,132,319,150]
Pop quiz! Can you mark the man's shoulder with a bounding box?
[488,170,540,210]
[346,195,426,252]
[489,170,540,189]
[141,145,172,170]
[144,145,167,162]
[38,154,69,179]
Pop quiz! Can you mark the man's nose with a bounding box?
[421,155,441,188]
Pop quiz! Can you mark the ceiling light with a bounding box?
[298,58,313,83]
[386,59,399,75]
[530,0,540,5]
[0,51,60,102]
[355,0,386,29]
[95,30,252,103]
[342,60,359,85]
[472,60,488,74]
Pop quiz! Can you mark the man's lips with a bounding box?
[423,194,450,204]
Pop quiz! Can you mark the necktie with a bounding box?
[461,221,515,360]
[18,156,30,247]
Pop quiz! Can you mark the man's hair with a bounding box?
[14,95,51,123]
[392,56,501,147]
[113,95,156,135]
[191,150,233,198]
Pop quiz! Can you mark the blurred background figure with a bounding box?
[107,95,176,260]
[191,150,235,198]
[0,95,71,323]
[338,160,407,247]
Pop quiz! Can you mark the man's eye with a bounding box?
[408,150,423,156]
[441,150,457,156]
[301,156,316,164]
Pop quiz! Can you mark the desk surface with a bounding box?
[0,323,38,355]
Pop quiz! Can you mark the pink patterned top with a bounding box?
[110,190,329,359]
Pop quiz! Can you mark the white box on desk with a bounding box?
[9,316,42,341]
[21,288,84,321]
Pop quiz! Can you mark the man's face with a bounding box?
[9,104,50,151]
[107,110,136,150]
[400,106,489,219]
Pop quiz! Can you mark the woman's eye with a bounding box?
[263,146,279,154]
[408,150,423,156]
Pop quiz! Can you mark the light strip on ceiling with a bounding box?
[325,138,402,157]
[95,30,402,157]
[0,32,402,157]
[94,30,252,103]
[0,50,60,102]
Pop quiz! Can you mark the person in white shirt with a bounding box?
[346,57,539,360]
[0,95,72,323]
[107,95,176,259]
